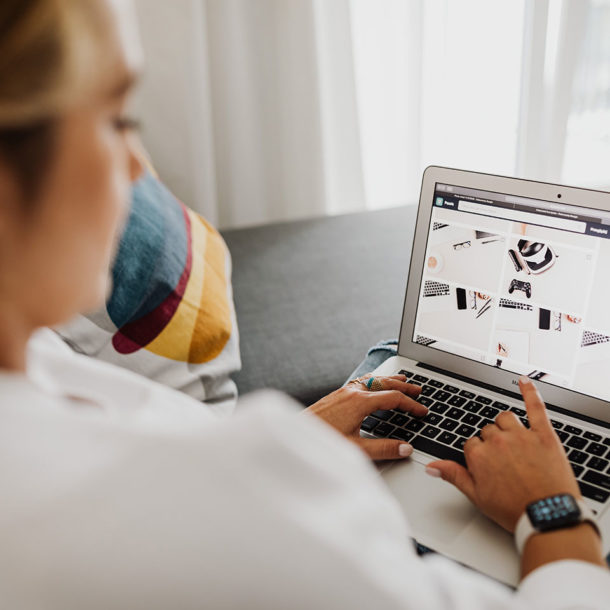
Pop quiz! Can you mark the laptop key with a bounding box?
[428,379,444,388]
[453,437,467,451]
[420,385,436,397]
[584,431,602,442]
[463,400,482,413]
[462,413,481,426]
[510,406,526,417]
[444,384,459,393]
[567,436,588,450]
[565,425,583,435]
[555,430,569,443]
[390,429,414,443]
[361,417,380,432]
[371,410,393,421]
[430,401,449,414]
[417,396,434,407]
[446,407,464,420]
[398,370,414,378]
[578,481,610,503]
[424,413,443,426]
[413,374,429,383]
[456,423,476,437]
[603,438,610,446]
[438,431,458,445]
[475,395,492,405]
[411,436,466,467]
[478,418,494,429]
[432,390,451,402]
[492,401,509,410]
[551,420,563,430]
[421,425,441,439]
[480,406,499,419]
[586,442,607,457]
[373,422,395,437]
[571,464,585,477]
[520,417,530,429]
[582,470,610,491]
[390,413,409,427]
[448,395,467,407]
[406,419,425,432]
[440,418,459,431]
[587,457,609,472]
[459,390,475,399]
[568,449,588,464]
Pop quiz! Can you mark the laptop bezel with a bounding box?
[398,165,610,426]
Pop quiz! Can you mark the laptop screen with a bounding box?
[412,182,610,403]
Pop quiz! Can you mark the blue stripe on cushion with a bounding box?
[108,171,188,328]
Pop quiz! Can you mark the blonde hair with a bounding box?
[0,0,110,199]
[0,0,110,127]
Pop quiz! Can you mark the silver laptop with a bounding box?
[362,166,610,586]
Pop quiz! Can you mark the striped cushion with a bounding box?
[56,171,240,414]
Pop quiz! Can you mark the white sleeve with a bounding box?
[4,391,609,609]
[518,560,610,608]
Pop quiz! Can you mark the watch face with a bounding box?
[527,494,581,532]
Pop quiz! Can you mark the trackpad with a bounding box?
[381,458,479,547]
[381,457,520,586]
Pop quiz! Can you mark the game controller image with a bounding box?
[508,278,532,299]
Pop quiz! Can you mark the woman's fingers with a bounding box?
[365,389,429,417]
[495,410,523,431]
[479,423,499,441]
[378,378,421,397]
[353,375,421,398]
[425,459,476,504]
[358,437,414,461]
[519,376,552,434]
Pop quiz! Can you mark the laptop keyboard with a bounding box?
[360,369,610,505]
[499,298,533,311]
[581,330,610,347]
[423,281,450,297]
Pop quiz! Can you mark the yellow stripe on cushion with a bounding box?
[188,216,232,363]
[145,207,207,361]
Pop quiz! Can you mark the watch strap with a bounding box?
[514,497,599,555]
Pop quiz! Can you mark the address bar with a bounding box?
[457,200,586,234]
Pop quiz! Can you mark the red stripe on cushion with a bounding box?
[112,202,193,354]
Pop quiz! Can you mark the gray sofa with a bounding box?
[222,204,417,406]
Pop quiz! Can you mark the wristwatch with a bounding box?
[515,493,600,554]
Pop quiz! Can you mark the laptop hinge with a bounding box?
[417,361,610,431]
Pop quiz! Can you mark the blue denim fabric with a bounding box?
[344,339,398,384]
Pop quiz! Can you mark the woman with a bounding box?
[0,1,607,608]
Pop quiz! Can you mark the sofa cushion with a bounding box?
[56,171,241,414]
[222,205,417,406]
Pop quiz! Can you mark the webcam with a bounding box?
[557,193,562,198]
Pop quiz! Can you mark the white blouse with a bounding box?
[0,328,608,609]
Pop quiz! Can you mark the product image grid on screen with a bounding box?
[414,185,610,402]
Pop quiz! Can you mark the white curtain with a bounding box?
[133,0,610,230]
[133,0,365,229]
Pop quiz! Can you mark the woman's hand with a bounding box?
[427,377,580,532]
[304,374,427,461]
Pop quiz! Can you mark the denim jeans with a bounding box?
[344,339,399,384]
